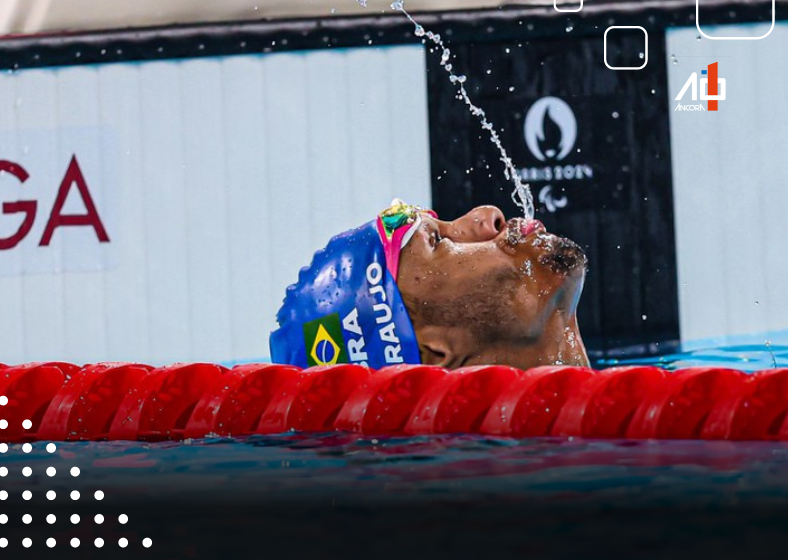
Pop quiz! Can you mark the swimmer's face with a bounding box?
[397,205,586,365]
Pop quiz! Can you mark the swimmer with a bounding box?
[270,199,588,370]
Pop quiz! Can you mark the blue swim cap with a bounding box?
[269,200,431,369]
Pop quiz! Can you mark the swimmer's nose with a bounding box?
[447,205,506,242]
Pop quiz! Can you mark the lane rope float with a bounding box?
[1,362,785,442]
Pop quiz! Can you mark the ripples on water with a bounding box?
[6,431,788,509]
[598,342,788,371]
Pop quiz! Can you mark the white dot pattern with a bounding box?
[0,433,152,548]
[0,395,7,405]
[0,419,7,429]
[22,419,32,429]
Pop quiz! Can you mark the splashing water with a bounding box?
[385,1,534,220]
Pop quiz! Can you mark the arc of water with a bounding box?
[384,0,535,220]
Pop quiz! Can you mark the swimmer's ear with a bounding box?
[416,325,471,370]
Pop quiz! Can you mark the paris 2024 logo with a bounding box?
[521,96,593,213]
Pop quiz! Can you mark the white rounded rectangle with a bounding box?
[604,26,649,71]
[554,0,583,13]
[696,0,775,40]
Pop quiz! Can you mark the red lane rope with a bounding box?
[2,362,788,442]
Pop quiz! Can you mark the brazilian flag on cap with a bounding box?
[303,314,348,367]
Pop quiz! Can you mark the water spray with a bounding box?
[357,0,535,220]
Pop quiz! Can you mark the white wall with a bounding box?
[0,46,432,365]
[667,22,788,347]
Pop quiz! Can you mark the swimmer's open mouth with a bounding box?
[505,218,544,246]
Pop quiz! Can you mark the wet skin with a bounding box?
[397,205,589,370]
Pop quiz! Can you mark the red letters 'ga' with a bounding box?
[0,155,110,250]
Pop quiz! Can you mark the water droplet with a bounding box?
[566,26,574,33]
[612,111,620,118]
[638,52,644,59]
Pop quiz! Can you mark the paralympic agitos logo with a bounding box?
[674,62,726,112]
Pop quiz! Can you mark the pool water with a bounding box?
[6,433,788,507]
[597,341,788,372]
